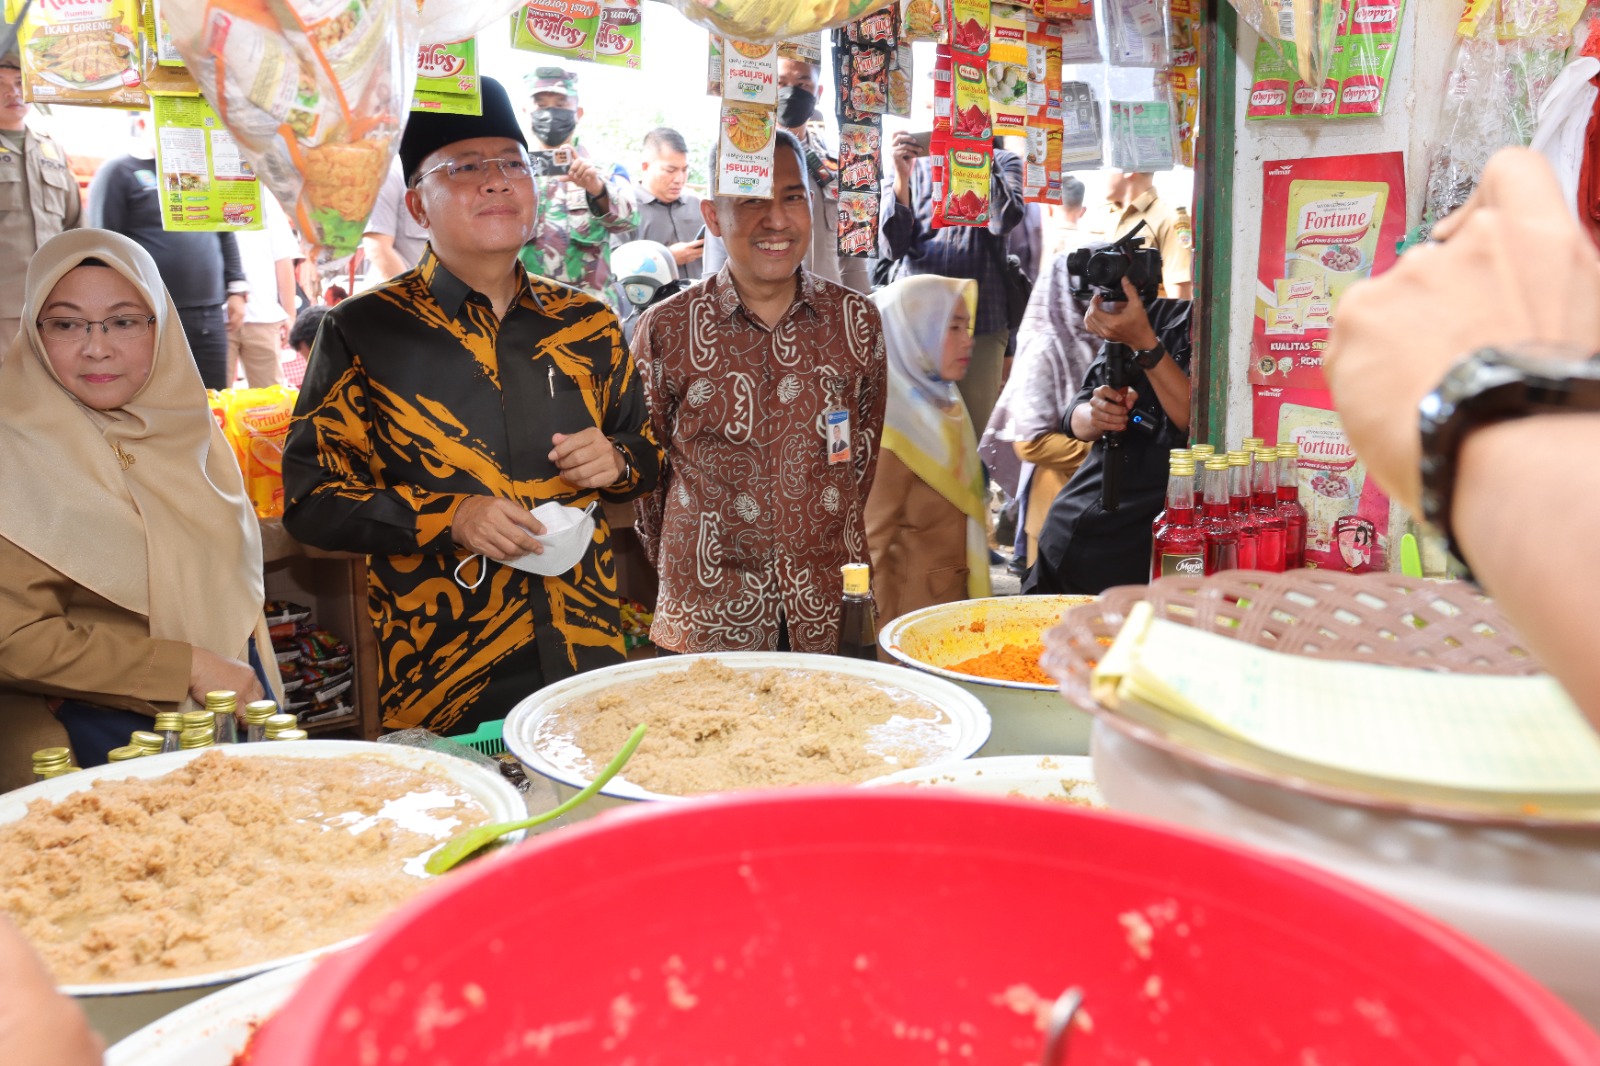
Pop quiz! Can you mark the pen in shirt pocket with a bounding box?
[548,364,555,397]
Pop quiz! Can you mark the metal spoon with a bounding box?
[1038,986,1086,1066]
[424,723,647,875]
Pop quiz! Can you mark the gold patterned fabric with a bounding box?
[283,249,661,733]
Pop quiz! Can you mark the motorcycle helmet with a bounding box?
[610,240,679,308]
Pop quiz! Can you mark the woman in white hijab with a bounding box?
[865,275,992,625]
[0,229,281,788]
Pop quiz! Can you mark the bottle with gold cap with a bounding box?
[1276,441,1309,569]
[264,713,300,740]
[1200,457,1240,574]
[243,700,278,743]
[273,728,310,741]
[31,747,71,782]
[180,727,214,750]
[206,690,239,745]
[106,745,144,763]
[1151,453,1204,581]
[837,563,877,660]
[1188,444,1215,508]
[129,730,164,756]
[1251,446,1288,572]
[1226,450,1260,569]
[154,711,184,754]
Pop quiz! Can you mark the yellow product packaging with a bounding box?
[1283,178,1388,304]
[1264,301,1304,336]
[20,0,149,108]
[219,385,298,518]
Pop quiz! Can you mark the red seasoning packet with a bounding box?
[942,140,992,227]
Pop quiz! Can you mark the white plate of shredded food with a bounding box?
[862,754,1105,808]
[505,652,992,801]
[0,741,524,1041]
[104,957,316,1066]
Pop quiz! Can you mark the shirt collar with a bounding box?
[1128,188,1160,214]
[709,264,820,329]
[419,246,546,319]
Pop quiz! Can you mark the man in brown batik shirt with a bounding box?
[633,131,886,654]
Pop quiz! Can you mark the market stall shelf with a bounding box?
[259,517,380,740]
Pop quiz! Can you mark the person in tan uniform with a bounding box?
[0,52,82,345]
[1100,169,1192,300]
[0,230,282,790]
[865,275,992,625]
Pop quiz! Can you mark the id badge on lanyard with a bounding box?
[825,407,851,465]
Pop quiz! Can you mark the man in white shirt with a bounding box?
[227,195,298,387]
[362,160,431,283]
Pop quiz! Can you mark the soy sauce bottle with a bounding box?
[837,563,878,660]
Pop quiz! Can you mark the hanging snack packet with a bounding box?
[592,0,643,68]
[991,2,1028,65]
[1160,66,1200,167]
[21,0,147,108]
[951,53,991,139]
[512,0,599,62]
[149,0,184,65]
[779,33,822,63]
[887,41,912,117]
[1109,95,1175,171]
[837,121,882,191]
[141,2,203,96]
[949,0,989,56]
[151,92,263,231]
[1044,0,1093,17]
[848,3,896,46]
[1025,18,1061,107]
[848,43,889,113]
[1105,0,1169,68]
[1023,104,1061,202]
[412,39,479,115]
[722,39,778,105]
[900,0,945,42]
[837,189,879,257]
[1057,12,1099,63]
[942,140,992,226]
[989,3,1029,136]
[931,42,953,144]
[717,100,776,198]
[1059,80,1102,169]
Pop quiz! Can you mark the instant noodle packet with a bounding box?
[411,39,479,115]
[512,0,599,61]
[837,188,879,257]
[594,0,642,69]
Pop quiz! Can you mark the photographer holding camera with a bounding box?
[1023,240,1192,596]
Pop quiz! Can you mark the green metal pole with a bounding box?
[1192,0,1238,448]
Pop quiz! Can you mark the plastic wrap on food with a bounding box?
[662,0,896,43]
[413,0,521,48]
[1421,14,1574,235]
[1227,0,1340,91]
[160,0,415,252]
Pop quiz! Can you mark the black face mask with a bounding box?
[775,85,816,131]
[530,107,577,146]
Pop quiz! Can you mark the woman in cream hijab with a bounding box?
[865,275,992,625]
[0,229,281,788]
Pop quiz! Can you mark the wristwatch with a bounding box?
[1131,342,1165,370]
[1419,345,1600,565]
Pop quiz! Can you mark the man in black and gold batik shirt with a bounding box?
[283,78,661,734]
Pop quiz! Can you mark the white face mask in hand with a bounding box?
[453,501,598,590]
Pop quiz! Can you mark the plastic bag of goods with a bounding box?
[214,384,298,518]
[664,0,896,43]
[1227,0,1341,95]
[157,0,415,253]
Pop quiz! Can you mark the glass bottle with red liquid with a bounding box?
[1250,446,1288,572]
[1226,450,1260,570]
[1276,441,1309,569]
[1150,454,1204,581]
[1200,457,1239,574]
[1188,444,1215,508]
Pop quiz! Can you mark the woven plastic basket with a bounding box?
[1040,571,1599,824]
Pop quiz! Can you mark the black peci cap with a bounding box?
[399,76,527,185]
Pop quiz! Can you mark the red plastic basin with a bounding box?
[248,790,1600,1064]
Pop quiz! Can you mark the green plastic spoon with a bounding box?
[425,723,647,875]
[1400,532,1423,579]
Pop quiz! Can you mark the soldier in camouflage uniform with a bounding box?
[518,67,637,312]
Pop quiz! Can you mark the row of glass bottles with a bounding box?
[1151,441,1310,580]
[34,694,307,781]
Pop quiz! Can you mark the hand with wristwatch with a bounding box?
[1325,146,1600,730]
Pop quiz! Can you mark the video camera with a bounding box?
[1067,222,1165,513]
[1066,221,1163,306]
